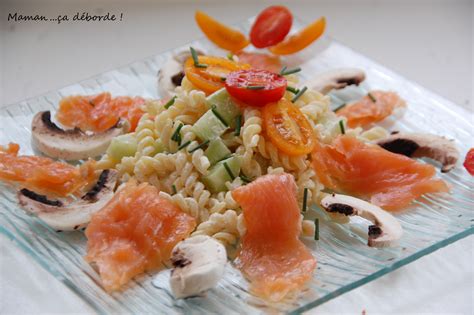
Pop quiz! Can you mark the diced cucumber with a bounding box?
[192,110,228,141]
[206,88,241,128]
[201,155,241,193]
[205,138,231,165]
[106,133,138,161]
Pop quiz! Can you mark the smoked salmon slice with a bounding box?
[336,91,406,128]
[311,135,449,210]
[56,92,145,133]
[0,143,96,197]
[232,173,316,301]
[235,51,282,73]
[85,180,196,291]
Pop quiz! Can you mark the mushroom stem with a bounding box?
[377,132,459,172]
[305,68,366,94]
[321,194,403,247]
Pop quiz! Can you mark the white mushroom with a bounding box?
[17,169,118,231]
[305,68,366,94]
[31,111,128,161]
[321,194,403,247]
[377,132,459,172]
[157,49,205,99]
[169,235,226,299]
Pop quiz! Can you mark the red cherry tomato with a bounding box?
[463,148,474,176]
[250,6,293,48]
[225,69,287,107]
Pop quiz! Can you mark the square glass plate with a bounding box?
[0,18,473,314]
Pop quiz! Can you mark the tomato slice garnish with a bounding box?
[184,56,249,95]
[224,69,287,107]
[235,51,282,73]
[262,98,316,156]
[250,6,293,48]
[195,11,250,52]
[463,148,474,176]
[269,17,326,55]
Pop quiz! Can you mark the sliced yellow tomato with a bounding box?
[269,17,326,55]
[262,99,316,156]
[184,55,250,95]
[195,11,250,52]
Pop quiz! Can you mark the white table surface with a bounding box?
[0,0,473,314]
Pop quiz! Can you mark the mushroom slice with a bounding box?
[169,235,227,299]
[17,169,118,231]
[321,194,403,247]
[306,68,366,94]
[31,111,128,161]
[377,132,459,173]
[157,48,206,99]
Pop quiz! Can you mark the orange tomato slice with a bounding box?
[235,51,282,72]
[269,17,326,55]
[184,55,249,95]
[195,11,250,52]
[262,99,316,156]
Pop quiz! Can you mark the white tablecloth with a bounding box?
[1,1,472,314]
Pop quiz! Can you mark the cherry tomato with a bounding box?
[463,148,474,176]
[250,6,292,48]
[262,98,316,156]
[195,11,250,52]
[269,17,326,55]
[235,51,282,73]
[224,69,287,107]
[184,56,249,95]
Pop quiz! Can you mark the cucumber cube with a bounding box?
[192,110,228,141]
[205,138,231,165]
[201,155,241,193]
[106,133,138,162]
[206,88,241,128]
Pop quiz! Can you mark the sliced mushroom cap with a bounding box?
[158,48,206,99]
[17,169,118,231]
[169,235,227,299]
[31,111,128,161]
[377,132,459,172]
[305,68,366,94]
[321,194,403,247]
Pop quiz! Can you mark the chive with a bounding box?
[227,52,234,60]
[333,103,346,112]
[302,188,309,213]
[286,86,299,94]
[172,184,177,195]
[190,46,207,68]
[368,93,377,102]
[240,174,251,183]
[234,115,242,136]
[164,96,177,109]
[280,67,301,76]
[178,140,191,150]
[224,162,235,180]
[188,140,210,153]
[171,123,183,142]
[314,218,319,240]
[339,120,345,134]
[246,85,265,90]
[211,105,229,127]
[89,100,95,107]
[220,77,226,82]
[291,86,307,102]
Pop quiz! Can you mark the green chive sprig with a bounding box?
[211,105,229,127]
[190,47,207,68]
[314,218,320,240]
[368,93,377,102]
[333,103,346,112]
[234,115,242,136]
[188,140,210,153]
[178,140,191,150]
[164,96,177,109]
[302,188,309,213]
[246,85,265,90]
[172,184,177,195]
[291,86,307,103]
[171,123,183,144]
[240,174,252,183]
[339,120,345,134]
[227,52,234,60]
[286,86,299,94]
[224,162,235,180]
[280,66,301,76]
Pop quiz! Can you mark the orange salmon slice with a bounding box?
[232,173,316,302]
[85,180,196,291]
[311,135,449,210]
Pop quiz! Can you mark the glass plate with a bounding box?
[0,17,473,314]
